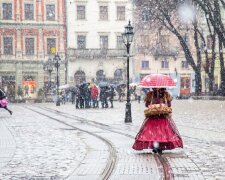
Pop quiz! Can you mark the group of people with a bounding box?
[0,88,12,115]
[72,83,116,109]
[1,81,183,154]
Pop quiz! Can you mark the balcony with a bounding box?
[67,48,127,60]
[151,46,179,59]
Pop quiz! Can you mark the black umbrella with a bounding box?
[117,83,126,88]
[98,82,110,88]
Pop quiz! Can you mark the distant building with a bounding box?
[133,6,195,97]
[0,0,66,100]
[66,0,133,85]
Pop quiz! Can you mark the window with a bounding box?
[77,5,85,20]
[160,35,169,48]
[117,36,124,49]
[142,60,149,69]
[161,59,169,69]
[117,6,125,20]
[100,36,108,49]
[181,61,189,69]
[47,38,56,55]
[142,9,150,22]
[186,79,190,88]
[74,70,86,85]
[207,35,212,49]
[24,4,34,20]
[114,69,123,81]
[77,35,86,49]
[46,4,55,21]
[25,38,34,55]
[114,69,123,83]
[2,3,12,20]
[4,37,13,55]
[99,6,108,20]
[96,70,105,82]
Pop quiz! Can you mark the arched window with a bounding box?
[114,69,123,83]
[74,70,86,85]
[96,70,105,83]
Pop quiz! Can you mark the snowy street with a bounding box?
[0,100,225,179]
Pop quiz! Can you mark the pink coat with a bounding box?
[0,98,8,108]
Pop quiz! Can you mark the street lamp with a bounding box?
[53,53,61,106]
[43,58,54,90]
[122,20,134,123]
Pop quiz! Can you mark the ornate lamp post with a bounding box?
[53,53,61,106]
[43,58,54,90]
[122,20,134,123]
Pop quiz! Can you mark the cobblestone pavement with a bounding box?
[0,106,88,179]
[0,99,225,179]
[40,99,225,179]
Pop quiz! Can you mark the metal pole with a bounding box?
[205,73,206,94]
[56,59,60,106]
[49,71,52,90]
[125,44,132,123]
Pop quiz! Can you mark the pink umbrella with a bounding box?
[139,74,176,88]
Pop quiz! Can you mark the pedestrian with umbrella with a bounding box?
[132,74,183,154]
[98,82,109,108]
[116,83,126,102]
[108,85,116,108]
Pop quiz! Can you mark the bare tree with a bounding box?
[193,0,225,95]
[133,0,202,94]
[133,0,225,95]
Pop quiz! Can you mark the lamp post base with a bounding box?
[125,102,132,123]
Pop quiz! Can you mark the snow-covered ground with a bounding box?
[0,99,224,179]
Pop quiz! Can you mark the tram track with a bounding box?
[24,106,117,180]
[27,105,174,180]
[37,105,216,145]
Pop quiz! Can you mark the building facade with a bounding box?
[132,6,196,98]
[66,0,133,85]
[0,0,66,101]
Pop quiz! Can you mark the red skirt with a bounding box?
[132,116,183,150]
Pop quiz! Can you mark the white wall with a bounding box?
[66,0,133,84]
[67,0,133,49]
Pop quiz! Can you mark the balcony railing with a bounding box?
[67,48,127,60]
[151,46,179,58]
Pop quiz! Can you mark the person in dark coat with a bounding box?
[0,89,12,115]
[75,87,80,109]
[71,90,75,104]
[100,86,108,108]
[83,83,91,108]
[108,86,115,108]
[79,84,86,108]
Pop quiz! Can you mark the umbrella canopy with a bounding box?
[129,82,138,86]
[117,83,126,88]
[59,84,70,90]
[98,81,110,88]
[139,74,176,88]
